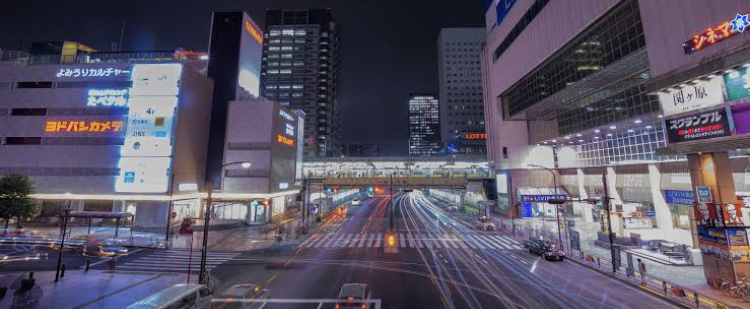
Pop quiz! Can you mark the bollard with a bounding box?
[85,259,90,272]
[596,257,601,268]
[662,281,668,296]
[61,263,66,278]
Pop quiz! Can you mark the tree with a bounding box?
[0,174,38,231]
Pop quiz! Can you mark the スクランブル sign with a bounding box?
[665,108,731,144]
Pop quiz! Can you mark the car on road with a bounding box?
[336,283,372,309]
[522,239,565,261]
[475,217,496,231]
[80,243,128,257]
[351,198,362,206]
[216,284,269,309]
[447,206,458,212]
[0,246,48,263]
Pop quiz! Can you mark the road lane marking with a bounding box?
[454,236,469,249]
[400,233,406,248]
[415,235,424,248]
[349,234,361,248]
[493,235,523,250]
[479,235,507,249]
[408,233,417,248]
[367,234,375,247]
[313,234,330,248]
[461,235,477,249]
[339,233,353,247]
[375,233,383,248]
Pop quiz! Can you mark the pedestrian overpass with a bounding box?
[303,157,491,189]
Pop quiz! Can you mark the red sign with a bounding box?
[684,12,749,54]
[695,200,745,227]
[462,132,487,140]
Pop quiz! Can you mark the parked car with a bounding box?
[474,217,496,231]
[336,283,372,309]
[351,198,362,206]
[522,239,565,261]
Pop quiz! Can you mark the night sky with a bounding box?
[0,0,484,156]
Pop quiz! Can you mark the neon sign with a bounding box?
[56,67,130,78]
[277,134,294,147]
[462,133,487,140]
[245,20,264,44]
[87,89,129,107]
[684,13,749,54]
[45,120,124,133]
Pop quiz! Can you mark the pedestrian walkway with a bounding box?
[298,232,523,250]
[115,249,241,273]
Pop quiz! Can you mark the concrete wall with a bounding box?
[172,67,214,194]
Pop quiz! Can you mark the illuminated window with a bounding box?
[268,62,279,67]
[292,85,304,89]
[292,93,303,98]
[280,62,292,67]
[270,29,281,36]
[266,85,278,90]
[282,29,295,36]
[267,69,279,74]
[280,69,292,74]
[281,54,293,59]
[293,61,305,66]
[294,39,306,44]
[294,29,307,36]
[269,46,280,51]
[270,39,281,44]
[268,54,280,59]
[279,85,291,89]
[281,46,293,51]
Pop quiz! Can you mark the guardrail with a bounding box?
[494,220,746,309]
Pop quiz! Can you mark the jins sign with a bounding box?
[684,13,749,54]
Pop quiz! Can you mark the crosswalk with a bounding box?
[115,249,240,273]
[299,232,523,250]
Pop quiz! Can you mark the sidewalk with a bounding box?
[0,269,191,309]
[495,216,748,309]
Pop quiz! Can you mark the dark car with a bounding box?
[522,239,565,261]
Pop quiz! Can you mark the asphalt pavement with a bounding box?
[207,193,683,309]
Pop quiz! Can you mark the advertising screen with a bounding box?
[237,13,263,100]
[665,108,731,144]
[115,157,172,193]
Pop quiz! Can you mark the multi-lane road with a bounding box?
[187,191,681,309]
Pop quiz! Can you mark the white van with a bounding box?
[127,284,212,309]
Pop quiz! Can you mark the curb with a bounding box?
[564,255,693,309]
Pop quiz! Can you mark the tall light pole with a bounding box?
[198,161,251,284]
[527,164,564,249]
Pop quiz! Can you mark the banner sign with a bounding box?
[666,108,731,144]
[665,190,695,205]
[658,76,724,117]
[695,200,745,227]
[731,100,750,135]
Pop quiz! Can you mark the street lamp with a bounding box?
[527,164,564,249]
[198,161,251,284]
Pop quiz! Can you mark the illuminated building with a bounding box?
[408,94,441,157]
[221,99,304,223]
[483,0,750,286]
[437,28,487,155]
[0,59,213,230]
[261,9,342,158]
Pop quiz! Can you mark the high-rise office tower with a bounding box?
[261,9,342,158]
[437,28,486,155]
[408,94,441,157]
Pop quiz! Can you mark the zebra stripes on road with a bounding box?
[299,233,523,250]
[115,249,240,273]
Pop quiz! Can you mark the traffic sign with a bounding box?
[695,186,713,203]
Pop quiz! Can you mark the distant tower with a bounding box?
[408,94,441,157]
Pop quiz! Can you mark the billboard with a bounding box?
[237,13,263,100]
[665,108,731,144]
[657,76,724,117]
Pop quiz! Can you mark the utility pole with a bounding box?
[603,174,617,273]
[55,208,70,282]
[198,179,213,284]
[389,174,394,230]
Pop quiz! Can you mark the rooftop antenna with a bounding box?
[118,19,126,51]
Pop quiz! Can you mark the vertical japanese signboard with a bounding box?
[116,63,182,193]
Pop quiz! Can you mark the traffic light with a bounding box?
[384,231,398,253]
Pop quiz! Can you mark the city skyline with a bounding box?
[0,0,484,156]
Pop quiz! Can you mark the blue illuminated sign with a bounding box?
[520,194,567,203]
[496,0,518,27]
[87,89,129,107]
[665,190,694,205]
